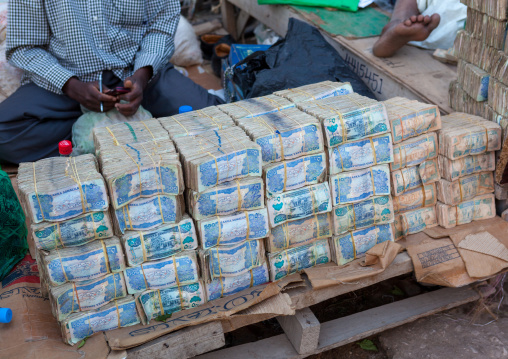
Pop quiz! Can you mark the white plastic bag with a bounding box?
[170,16,203,67]
[71,106,153,155]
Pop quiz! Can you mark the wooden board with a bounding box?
[277,307,320,354]
[223,0,456,113]
[196,286,480,359]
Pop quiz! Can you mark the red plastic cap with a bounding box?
[59,140,73,155]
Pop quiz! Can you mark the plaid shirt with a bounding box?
[6,0,180,94]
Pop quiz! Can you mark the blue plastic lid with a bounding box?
[0,308,12,323]
[179,105,193,114]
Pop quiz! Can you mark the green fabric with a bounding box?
[291,5,390,38]
[258,0,359,12]
[0,167,28,281]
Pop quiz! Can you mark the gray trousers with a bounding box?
[0,64,223,164]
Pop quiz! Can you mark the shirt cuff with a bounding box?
[44,63,76,92]
[134,52,165,77]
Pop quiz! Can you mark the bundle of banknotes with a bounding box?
[200,239,266,282]
[491,53,508,91]
[17,154,108,223]
[392,183,437,214]
[438,152,496,182]
[267,238,331,281]
[49,272,127,321]
[436,172,495,206]
[235,108,325,165]
[266,213,332,252]
[329,164,391,206]
[391,133,438,171]
[438,113,502,160]
[267,182,332,227]
[196,208,269,250]
[39,237,126,287]
[457,60,490,102]
[331,223,394,265]
[121,215,198,266]
[32,211,114,251]
[136,281,207,324]
[391,158,440,196]
[392,206,438,240]
[264,152,327,198]
[383,97,441,144]
[332,195,394,236]
[173,127,262,192]
[460,0,508,20]
[273,81,353,103]
[328,133,394,175]
[488,78,508,118]
[465,8,508,50]
[93,119,169,154]
[100,139,184,209]
[448,81,488,118]
[218,94,295,119]
[452,31,501,73]
[159,105,236,139]
[113,194,185,234]
[60,296,140,345]
[206,263,269,300]
[436,193,496,228]
[123,251,200,294]
[297,93,390,147]
[187,177,264,221]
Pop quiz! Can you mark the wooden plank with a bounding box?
[127,322,225,359]
[220,0,238,39]
[277,307,320,355]
[193,19,223,36]
[196,286,479,359]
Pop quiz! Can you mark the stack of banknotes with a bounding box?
[449,81,489,118]
[218,94,295,119]
[457,60,490,102]
[488,78,508,118]
[452,31,501,74]
[273,81,353,103]
[159,105,236,139]
[465,7,508,50]
[460,0,508,21]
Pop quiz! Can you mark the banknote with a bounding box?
[436,172,495,206]
[331,223,394,265]
[136,281,207,324]
[392,206,438,240]
[197,209,269,250]
[436,194,496,228]
[268,238,331,281]
[42,237,125,287]
[264,152,327,198]
[329,164,391,206]
[60,296,140,345]
[123,251,199,294]
[267,213,332,252]
[122,216,198,266]
[438,153,496,182]
[332,195,394,236]
[328,133,394,175]
[391,133,438,171]
[50,272,127,321]
[393,184,437,214]
[206,264,270,301]
[201,239,265,281]
[114,194,184,234]
[273,81,353,103]
[391,159,440,197]
[267,182,332,227]
[32,211,113,251]
[187,178,264,221]
[218,94,295,120]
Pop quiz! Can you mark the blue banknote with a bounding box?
[207,239,264,280]
[206,264,269,301]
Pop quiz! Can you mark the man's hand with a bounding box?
[63,77,117,112]
[116,67,152,116]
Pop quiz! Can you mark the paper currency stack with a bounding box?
[381,97,442,240]
[17,154,141,345]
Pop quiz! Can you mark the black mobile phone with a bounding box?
[106,87,131,96]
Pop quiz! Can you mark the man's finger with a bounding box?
[97,92,118,102]
[124,79,134,89]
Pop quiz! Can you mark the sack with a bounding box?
[170,16,203,67]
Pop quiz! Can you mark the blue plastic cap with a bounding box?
[179,105,193,114]
[0,308,12,323]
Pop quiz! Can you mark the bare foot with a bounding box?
[373,13,440,58]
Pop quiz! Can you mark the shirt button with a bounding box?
[107,67,112,70]
[93,15,98,21]
[99,45,103,49]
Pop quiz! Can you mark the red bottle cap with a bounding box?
[59,140,73,156]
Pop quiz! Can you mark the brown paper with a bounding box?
[304,241,403,289]
[105,274,302,350]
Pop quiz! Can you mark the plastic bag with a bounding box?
[170,16,203,67]
[227,19,375,101]
[0,167,28,281]
[72,106,153,155]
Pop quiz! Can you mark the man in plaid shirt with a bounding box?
[0,0,223,163]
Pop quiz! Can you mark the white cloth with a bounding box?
[410,0,467,50]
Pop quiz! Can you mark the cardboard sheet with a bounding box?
[304,241,403,289]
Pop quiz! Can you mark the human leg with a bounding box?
[372,0,440,58]
[0,83,82,164]
[141,63,224,118]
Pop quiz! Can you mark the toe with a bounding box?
[423,15,431,24]
[417,15,424,22]
[428,13,441,30]
[404,19,412,26]
[410,15,417,22]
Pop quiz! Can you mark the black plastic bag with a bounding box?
[230,18,375,100]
